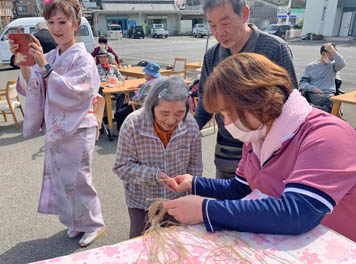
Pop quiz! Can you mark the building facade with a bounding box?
[11,0,40,18]
[90,0,281,37]
[93,0,183,37]
[247,0,278,30]
[0,1,13,30]
[277,6,305,26]
[302,0,356,38]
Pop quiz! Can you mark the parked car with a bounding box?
[128,26,145,39]
[0,17,95,68]
[151,24,169,38]
[193,24,210,38]
[265,24,291,39]
[107,24,122,40]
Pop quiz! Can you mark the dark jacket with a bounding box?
[194,24,298,171]
[33,29,57,54]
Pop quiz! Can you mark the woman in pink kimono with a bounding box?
[10,0,105,247]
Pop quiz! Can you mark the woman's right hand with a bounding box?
[160,173,193,193]
[9,40,19,55]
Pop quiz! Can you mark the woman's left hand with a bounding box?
[28,35,47,67]
[163,195,204,225]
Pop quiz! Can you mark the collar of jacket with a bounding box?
[139,110,188,140]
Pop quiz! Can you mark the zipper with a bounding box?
[261,150,279,168]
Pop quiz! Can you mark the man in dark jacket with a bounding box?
[195,0,298,180]
[33,22,57,54]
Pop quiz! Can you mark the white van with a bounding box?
[0,17,95,67]
[107,24,122,40]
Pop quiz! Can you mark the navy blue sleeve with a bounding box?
[192,176,252,200]
[201,191,330,235]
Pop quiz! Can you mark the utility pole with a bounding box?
[286,0,291,25]
[13,0,19,19]
[5,1,10,24]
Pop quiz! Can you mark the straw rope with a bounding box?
[136,198,292,264]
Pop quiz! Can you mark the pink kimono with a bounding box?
[17,43,105,232]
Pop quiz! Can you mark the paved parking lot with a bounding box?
[0,36,355,264]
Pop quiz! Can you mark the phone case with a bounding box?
[8,33,35,66]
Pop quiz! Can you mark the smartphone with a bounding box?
[8,33,35,66]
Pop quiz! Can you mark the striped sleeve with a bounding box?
[284,183,335,213]
[201,191,329,234]
[192,176,251,200]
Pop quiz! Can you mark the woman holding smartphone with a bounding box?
[10,0,105,247]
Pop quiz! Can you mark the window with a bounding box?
[6,27,24,36]
[18,6,28,12]
[30,27,36,34]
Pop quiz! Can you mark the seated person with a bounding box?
[129,62,161,105]
[113,76,202,238]
[115,62,160,131]
[97,49,125,125]
[160,53,356,242]
[92,37,122,68]
[96,49,124,82]
[299,43,346,112]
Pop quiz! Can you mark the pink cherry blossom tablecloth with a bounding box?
[32,190,356,264]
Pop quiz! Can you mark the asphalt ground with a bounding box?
[0,36,355,264]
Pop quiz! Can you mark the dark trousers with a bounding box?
[308,92,334,113]
[128,207,178,239]
[114,92,136,132]
[115,93,126,113]
[215,167,237,180]
[114,104,134,132]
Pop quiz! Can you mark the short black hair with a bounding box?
[320,43,336,54]
[98,37,108,44]
[202,0,246,16]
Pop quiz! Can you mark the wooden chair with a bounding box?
[171,58,187,79]
[192,97,216,133]
[0,80,24,129]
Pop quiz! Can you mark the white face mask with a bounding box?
[323,55,331,64]
[225,119,267,143]
[99,44,106,50]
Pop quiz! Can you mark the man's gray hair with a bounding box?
[36,22,48,32]
[202,0,246,16]
[144,76,190,121]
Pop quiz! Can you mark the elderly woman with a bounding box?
[92,36,121,68]
[96,49,124,83]
[161,53,356,242]
[113,76,202,238]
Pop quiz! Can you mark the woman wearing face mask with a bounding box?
[160,53,356,242]
[11,0,105,247]
[91,36,122,68]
